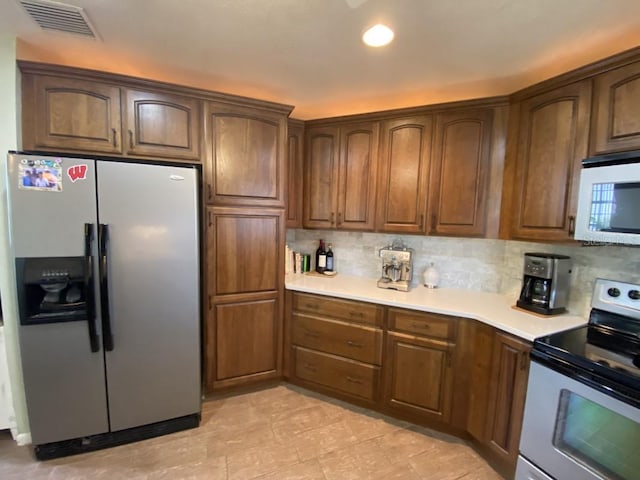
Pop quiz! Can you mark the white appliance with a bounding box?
[574,151,640,245]
[5,152,201,459]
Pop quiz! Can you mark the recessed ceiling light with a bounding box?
[362,24,394,47]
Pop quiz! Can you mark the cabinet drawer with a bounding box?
[294,347,378,401]
[389,308,457,340]
[292,313,382,364]
[293,293,383,326]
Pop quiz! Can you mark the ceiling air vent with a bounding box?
[19,0,99,39]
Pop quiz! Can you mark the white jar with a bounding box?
[423,263,440,289]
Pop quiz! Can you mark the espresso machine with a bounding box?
[377,242,413,292]
[517,252,572,315]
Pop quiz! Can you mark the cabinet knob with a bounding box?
[128,129,134,149]
[346,340,363,348]
[346,376,363,384]
[331,212,335,225]
[304,329,320,338]
[111,128,117,147]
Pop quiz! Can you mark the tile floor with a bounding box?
[0,384,503,479]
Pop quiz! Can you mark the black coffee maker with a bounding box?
[517,253,572,315]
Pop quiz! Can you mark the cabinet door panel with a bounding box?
[126,90,200,160]
[510,81,591,241]
[286,121,304,228]
[214,298,278,381]
[431,110,492,236]
[304,127,339,228]
[377,116,432,233]
[26,75,122,154]
[591,61,640,154]
[385,332,453,423]
[208,208,283,295]
[337,123,379,230]
[206,103,286,207]
[485,332,531,466]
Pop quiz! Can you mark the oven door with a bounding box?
[519,361,640,480]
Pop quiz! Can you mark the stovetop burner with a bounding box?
[532,278,640,404]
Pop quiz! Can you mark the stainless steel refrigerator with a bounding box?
[5,153,201,459]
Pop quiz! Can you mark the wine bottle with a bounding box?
[325,243,334,272]
[315,239,326,273]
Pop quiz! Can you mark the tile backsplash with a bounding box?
[286,229,640,318]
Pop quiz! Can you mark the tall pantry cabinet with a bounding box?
[204,101,292,391]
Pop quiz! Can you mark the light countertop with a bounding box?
[285,273,587,342]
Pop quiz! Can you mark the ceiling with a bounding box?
[1,0,640,120]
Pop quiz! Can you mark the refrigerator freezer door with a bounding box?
[7,154,97,257]
[6,154,109,444]
[96,161,201,431]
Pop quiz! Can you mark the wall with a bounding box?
[0,35,30,443]
[286,229,640,318]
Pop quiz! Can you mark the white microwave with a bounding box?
[575,151,640,245]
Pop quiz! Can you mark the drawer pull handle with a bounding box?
[411,322,430,329]
[304,303,319,310]
[346,376,363,384]
[349,312,364,318]
[346,340,363,348]
[303,363,317,372]
[304,330,320,338]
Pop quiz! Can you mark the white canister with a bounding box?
[423,263,440,288]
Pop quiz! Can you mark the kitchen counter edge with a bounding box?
[285,273,587,342]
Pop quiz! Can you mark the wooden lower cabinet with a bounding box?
[467,323,531,475]
[288,292,383,404]
[286,292,532,476]
[207,295,282,390]
[384,332,454,423]
[384,308,457,424]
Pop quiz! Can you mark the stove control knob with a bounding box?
[629,290,640,300]
[607,287,621,298]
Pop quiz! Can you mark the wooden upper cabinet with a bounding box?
[376,116,433,233]
[509,80,591,241]
[304,122,379,230]
[591,61,640,154]
[124,89,201,160]
[23,74,122,154]
[303,126,339,228]
[286,120,304,228]
[430,109,493,237]
[205,102,287,207]
[336,122,379,230]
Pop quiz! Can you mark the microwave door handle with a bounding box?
[98,223,114,351]
[84,223,100,353]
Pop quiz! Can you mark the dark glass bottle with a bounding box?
[325,243,334,272]
[315,239,326,273]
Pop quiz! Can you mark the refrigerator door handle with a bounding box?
[84,223,100,353]
[98,223,114,351]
